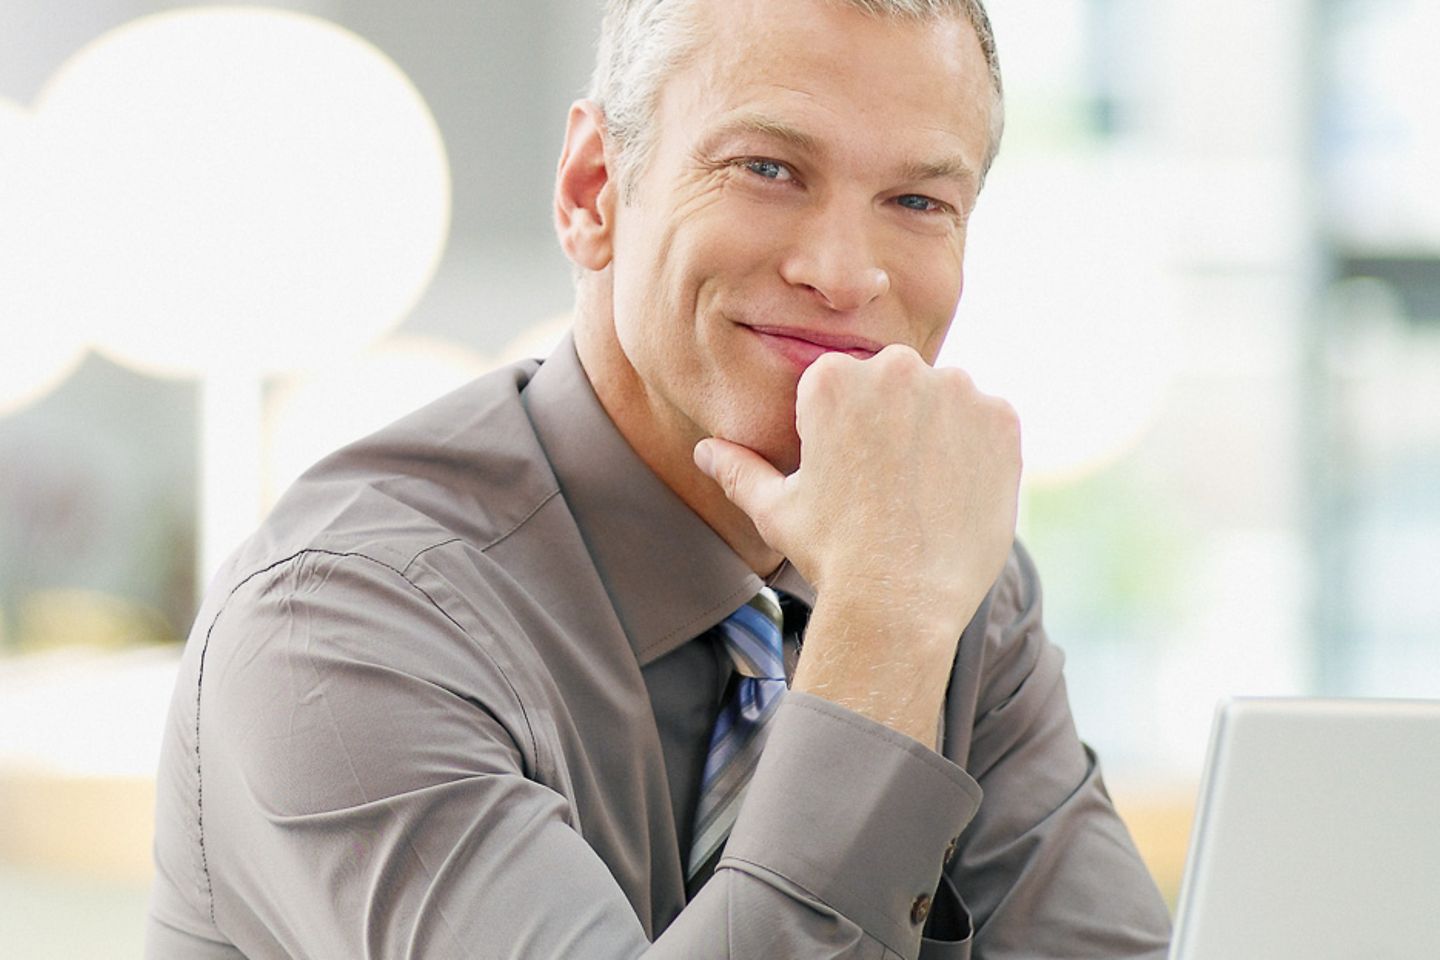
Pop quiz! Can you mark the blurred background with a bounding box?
[1,0,1437,955]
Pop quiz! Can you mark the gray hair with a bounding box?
[588,0,1005,200]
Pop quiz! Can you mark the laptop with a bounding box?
[1170,697,1440,959]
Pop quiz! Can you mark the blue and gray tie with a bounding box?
[686,586,788,884]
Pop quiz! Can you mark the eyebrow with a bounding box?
[900,156,979,194]
[698,112,823,155]
[699,111,979,193]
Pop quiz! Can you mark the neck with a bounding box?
[571,280,784,577]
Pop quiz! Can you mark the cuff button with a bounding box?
[910,894,932,925]
[943,837,958,866]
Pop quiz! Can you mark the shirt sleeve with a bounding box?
[147,550,985,960]
[668,693,984,959]
[940,543,1173,959]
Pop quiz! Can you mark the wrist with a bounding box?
[810,568,980,645]
[790,589,972,747]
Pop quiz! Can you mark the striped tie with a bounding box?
[687,586,788,884]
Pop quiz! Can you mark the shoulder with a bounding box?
[984,540,1045,655]
[218,357,557,588]
[946,540,1066,751]
[963,540,1051,686]
[186,359,569,765]
[198,542,536,760]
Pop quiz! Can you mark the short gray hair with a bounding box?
[588,0,1005,199]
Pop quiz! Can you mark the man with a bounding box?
[148,0,1172,957]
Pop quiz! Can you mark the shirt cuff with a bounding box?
[718,691,983,958]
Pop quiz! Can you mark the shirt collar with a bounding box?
[523,333,814,666]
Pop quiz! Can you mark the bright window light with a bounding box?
[0,100,86,415]
[31,7,451,379]
[12,8,453,581]
[942,152,1182,485]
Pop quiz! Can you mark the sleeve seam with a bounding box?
[193,547,540,932]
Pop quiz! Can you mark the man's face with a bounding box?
[604,0,995,474]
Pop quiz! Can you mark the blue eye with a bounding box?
[744,159,791,181]
[897,194,941,212]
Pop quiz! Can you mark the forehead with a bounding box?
[661,0,994,178]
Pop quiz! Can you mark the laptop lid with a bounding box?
[1170,697,1440,959]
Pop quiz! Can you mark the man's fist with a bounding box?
[694,345,1022,745]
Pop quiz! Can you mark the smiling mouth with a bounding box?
[746,324,885,362]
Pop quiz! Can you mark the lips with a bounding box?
[745,324,885,365]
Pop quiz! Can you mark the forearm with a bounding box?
[151,556,978,960]
[684,694,982,958]
[698,347,1020,749]
[792,597,959,745]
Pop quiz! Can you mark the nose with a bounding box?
[778,203,891,312]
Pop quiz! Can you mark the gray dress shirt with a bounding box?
[146,336,1171,959]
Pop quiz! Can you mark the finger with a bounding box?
[693,437,787,523]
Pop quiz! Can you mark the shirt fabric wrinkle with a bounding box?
[145,333,1172,960]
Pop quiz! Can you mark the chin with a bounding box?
[715,387,803,473]
[748,429,803,477]
[705,417,800,475]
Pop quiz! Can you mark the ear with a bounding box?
[554,99,617,272]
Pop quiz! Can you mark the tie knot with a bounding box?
[718,586,785,681]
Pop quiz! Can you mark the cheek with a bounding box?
[895,249,966,360]
[610,216,685,337]
[661,215,771,336]
[683,187,794,276]
[917,312,956,363]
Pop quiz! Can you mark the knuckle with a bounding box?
[801,352,845,388]
[987,394,1019,424]
[937,365,976,394]
[876,343,920,369]
[715,459,746,500]
[988,398,1023,454]
[873,345,926,387]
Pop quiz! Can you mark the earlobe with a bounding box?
[554,100,616,272]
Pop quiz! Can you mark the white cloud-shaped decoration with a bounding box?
[0,100,87,415]
[941,152,1182,485]
[6,6,450,382]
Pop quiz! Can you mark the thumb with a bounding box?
[694,437,787,524]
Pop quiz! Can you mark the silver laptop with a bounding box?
[1170,697,1440,959]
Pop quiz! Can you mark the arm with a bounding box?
[148,549,977,959]
[696,348,1170,956]
[696,344,1022,747]
[944,544,1171,958]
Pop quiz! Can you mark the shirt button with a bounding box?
[943,837,958,866]
[910,894,932,925]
